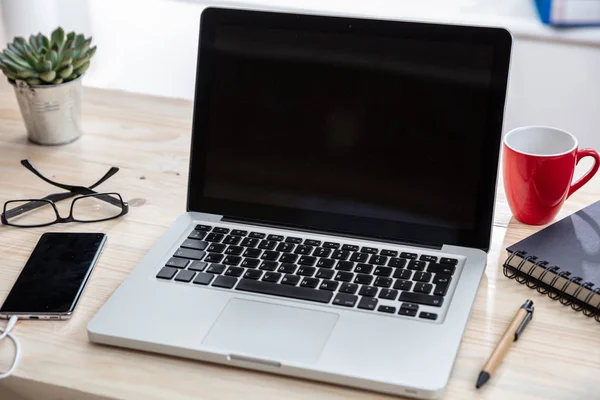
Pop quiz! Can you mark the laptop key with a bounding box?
[420,255,438,262]
[380,249,398,257]
[332,293,358,307]
[249,232,266,239]
[414,283,433,294]
[236,279,333,304]
[213,227,229,234]
[240,238,259,247]
[243,248,262,258]
[225,246,244,256]
[323,241,340,249]
[434,283,450,296]
[319,280,339,291]
[370,255,388,265]
[339,283,359,294]
[285,236,302,244]
[205,253,224,263]
[195,224,212,231]
[244,269,263,280]
[419,312,438,320]
[298,256,317,266]
[188,261,208,272]
[225,267,244,277]
[263,272,282,283]
[212,275,237,289]
[354,263,373,274]
[193,272,214,285]
[222,235,241,245]
[335,261,354,271]
[300,278,320,289]
[174,270,196,283]
[357,297,378,311]
[377,305,396,314]
[378,289,398,300]
[399,292,444,307]
[398,308,417,317]
[181,239,208,251]
[393,279,413,291]
[428,263,456,275]
[261,251,281,261]
[335,271,353,282]
[440,257,458,265]
[276,242,295,252]
[354,274,373,285]
[433,274,452,285]
[316,268,335,279]
[259,261,278,271]
[278,263,297,274]
[205,233,224,242]
[166,257,188,269]
[258,240,277,250]
[373,266,393,277]
[388,258,407,268]
[393,269,412,280]
[157,267,178,280]
[207,243,226,253]
[281,274,301,285]
[241,258,260,269]
[267,234,284,241]
[294,245,314,255]
[297,266,316,276]
[400,252,418,259]
[359,286,378,297]
[280,253,299,263]
[188,230,207,240]
[350,253,369,262]
[407,260,426,271]
[317,259,335,268]
[331,250,350,260]
[401,303,419,311]
[374,277,392,288]
[206,264,226,274]
[361,247,378,254]
[413,271,432,282]
[231,229,248,236]
[174,248,206,261]
[313,247,332,257]
[304,239,321,246]
[342,244,359,251]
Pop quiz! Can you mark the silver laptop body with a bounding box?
[89,8,511,399]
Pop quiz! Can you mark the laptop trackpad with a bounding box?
[202,298,339,364]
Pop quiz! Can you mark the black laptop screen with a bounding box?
[189,8,511,250]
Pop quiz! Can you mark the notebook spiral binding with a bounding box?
[503,250,600,322]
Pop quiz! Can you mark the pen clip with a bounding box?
[514,300,534,341]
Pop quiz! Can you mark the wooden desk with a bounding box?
[0,80,598,400]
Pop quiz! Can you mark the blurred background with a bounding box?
[1,0,600,149]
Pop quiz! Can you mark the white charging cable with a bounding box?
[0,316,20,379]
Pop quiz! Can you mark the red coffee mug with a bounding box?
[503,126,600,225]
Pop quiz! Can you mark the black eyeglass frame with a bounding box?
[1,160,129,227]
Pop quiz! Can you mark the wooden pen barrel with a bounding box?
[482,308,529,375]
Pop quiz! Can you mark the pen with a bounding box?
[476,299,534,389]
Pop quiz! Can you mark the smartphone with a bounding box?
[0,232,107,320]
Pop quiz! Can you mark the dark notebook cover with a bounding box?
[507,200,600,286]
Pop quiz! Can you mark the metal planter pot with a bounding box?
[11,76,83,145]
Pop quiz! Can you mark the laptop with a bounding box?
[88,7,511,399]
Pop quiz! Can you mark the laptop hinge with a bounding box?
[220,216,443,250]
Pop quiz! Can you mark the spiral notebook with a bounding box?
[504,200,600,322]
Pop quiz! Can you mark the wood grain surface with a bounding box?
[0,79,598,400]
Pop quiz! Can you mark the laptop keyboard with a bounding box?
[156,224,461,321]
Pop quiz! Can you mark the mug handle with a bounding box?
[567,149,600,198]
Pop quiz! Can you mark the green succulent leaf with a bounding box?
[0,57,23,73]
[21,50,38,67]
[26,78,41,85]
[80,38,92,55]
[86,46,97,59]
[46,50,59,68]
[64,73,79,82]
[41,33,50,49]
[74,60,90,76]
[52,77,64,84]
[58,64,73,79]
[12,37,27,53]
[67,32,75,42]
[16,69,37,79]
[59,57,72,68]
[40,70,56,82]
[62,47,75,60]
[51,27,65,48]
[3,48,31,69]
[35,60,53,73]
[73,56,89,69]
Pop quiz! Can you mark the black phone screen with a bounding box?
[0,232,106,314]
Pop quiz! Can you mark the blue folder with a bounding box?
[535,0,600,26]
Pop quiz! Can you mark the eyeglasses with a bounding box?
[1,160,129,228]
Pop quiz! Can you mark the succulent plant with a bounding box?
[0,27,95,86]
